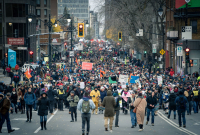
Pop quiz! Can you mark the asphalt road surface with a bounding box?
[1,108,199,135]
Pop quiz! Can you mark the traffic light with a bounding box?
[29,51,33,62]
[5,53,7,58]
[78,23,84,37]
[189,59,193,67]
[118,31,122,41]
[185,48,190,63]
[14,29,18,38]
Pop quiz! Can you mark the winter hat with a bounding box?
[41,92,47,96]
[70,91,75,94]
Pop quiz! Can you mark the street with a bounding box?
[0,107,199,135]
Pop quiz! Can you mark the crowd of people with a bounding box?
[0,47,200,135]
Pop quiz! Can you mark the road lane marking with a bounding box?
[2,127,20,130]
[34,109,58,133]
[158,111,197,135]
[12,118,27,120]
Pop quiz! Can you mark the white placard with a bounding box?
[78,43,83,50]
[157,76,162,85]
[182,26,192,39]
[80,82,85,89]
[177,46,183,56]
[121,82,126,88]
[118,75,129,83]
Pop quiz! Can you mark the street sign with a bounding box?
[182,61,185,68]
[160,49,165,55]
[182,26,192,39]
[136,29,143,36]
[177,46,183,56]
[52,39,58,43]
[78,43,83,50]
[152,44,156,53]
[193,60,198,66]
[69,51,74,57]
[17,47,27,50]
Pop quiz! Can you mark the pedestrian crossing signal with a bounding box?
[118,31,122,41]
[78,23,84,37]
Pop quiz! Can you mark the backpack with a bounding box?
[193,90,199,97]
[82,100,90,113]
[179,97,185,110]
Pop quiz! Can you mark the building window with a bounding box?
[44,0,47,7]
[36,9,41,17]
[44,9,47,17]
[191,20,197,33]
[36,0,40,6]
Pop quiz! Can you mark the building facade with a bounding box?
[57,0,89,21]
[165,0,200,74]
[0,0,37,66]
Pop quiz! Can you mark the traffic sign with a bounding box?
[160,49,165,55]
[177,46,183,56]
[182,61,185,68]
[152,44,156,53]
[69,51,74,57]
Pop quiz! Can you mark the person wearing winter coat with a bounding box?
[24,87,36,122]
[13,72,20,88]
[57,86,65,111]
[0,93,15,133]
[121,88,131,114]
[67,91,79,122]
[77,91,95,135]
[146,91,157,126]
[90,87,100,114]
[102,90,116,132]
[175,91,188,128]
[47,86,57,115]
[133,93,147,132]
[184,87,193,115]
[166,90,177,119]
[113,91,121,127]
[10,88,18,114]
[37,92,49,130]
[127,91,137,128]
[99,86,107,114]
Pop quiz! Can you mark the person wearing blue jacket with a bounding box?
[24,87,36,123]
[77,91,95,135]
[99,87,107,114]
[175,91,187,128]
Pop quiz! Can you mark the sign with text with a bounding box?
[82,62,93,70]
[177,46,183,56]
[7,38,24,45]
[118,75,128,83]
[182,26,192,39]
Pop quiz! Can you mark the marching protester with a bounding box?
[67,91,79,122]
[113,90,121,127]
[0,93,15,133]
[127,91,137,128]
[24,87,36,122]
[175,91,188,128]
[90,87,100,114]
[102,90,116,132]
[77,91,95,135]
[134,93,147,131]
[37,92,49,130]
[146,91,157,126]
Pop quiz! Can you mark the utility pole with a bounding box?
[71,19,73,68]
[48,14,51,69]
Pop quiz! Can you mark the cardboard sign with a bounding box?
[82,62,93,70]
[80,82,85,89]
[157,76,162,85]
[118,75,128,83]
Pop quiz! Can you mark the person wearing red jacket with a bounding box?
[170,69,174,77]
[62,75,68,82]
[15,64,19,71]
[56,80,63,86]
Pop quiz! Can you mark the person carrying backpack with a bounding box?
[77,91,95,135]
[24,87,36,122]
[175,91,187,128]
[13,72,20,88]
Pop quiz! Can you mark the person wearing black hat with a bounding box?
[37,92,49,130]
[67,91,79,122]
[175,91,188,128]
[0,93,15,133]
